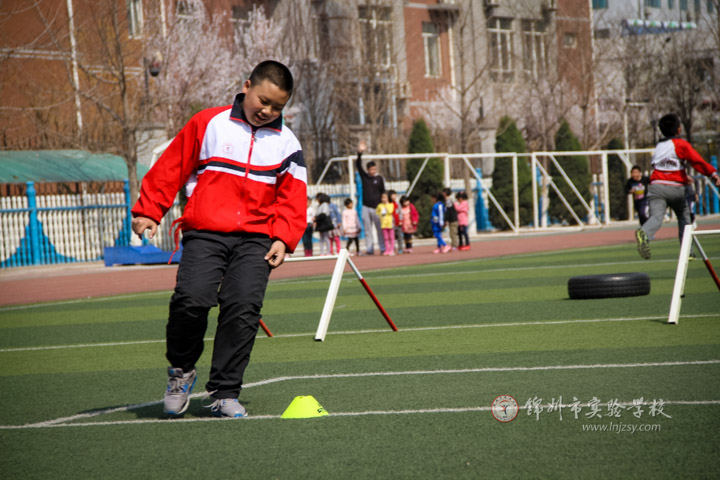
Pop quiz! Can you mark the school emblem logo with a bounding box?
[221,142,234,155]
[491,395,519,423]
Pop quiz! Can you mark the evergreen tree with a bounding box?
[407,119,442,237]
[490,116,533,229]
[606,138,628,221]
[549,121,591,224]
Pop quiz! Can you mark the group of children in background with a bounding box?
[302,189,471,256]
[431,188,471,254]
[374,190,420,255]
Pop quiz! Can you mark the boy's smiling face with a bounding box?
[242,79,290,127]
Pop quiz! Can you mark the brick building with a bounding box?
[0,0,596,177]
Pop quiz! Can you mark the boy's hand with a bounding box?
[265,240,287,268]
[132,216,158,239]
[357,139,367,154]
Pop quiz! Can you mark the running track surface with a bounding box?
[1,220,717,307]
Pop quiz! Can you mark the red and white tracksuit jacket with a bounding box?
[650,137,718,187]
[132,94,307,252]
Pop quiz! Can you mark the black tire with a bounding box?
[568,273,650,299]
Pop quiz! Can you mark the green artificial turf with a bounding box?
[0,238,719,479]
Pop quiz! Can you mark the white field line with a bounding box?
[2,314,717,353]
[4,401,720,429]
[1,360,719,430]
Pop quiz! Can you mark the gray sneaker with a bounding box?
[635,228,650,260]
[163,367,196,416]
[208,398,246,418]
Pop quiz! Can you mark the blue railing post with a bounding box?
[475,168,490,231]
[122,179,132,246]
[26,181,41,265]
[712,156,719,214]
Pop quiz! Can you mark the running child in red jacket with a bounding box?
[635,113,719,259]
[131,61,307,418]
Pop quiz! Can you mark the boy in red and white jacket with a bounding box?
[132,61,306,418]
[635,113,719,259]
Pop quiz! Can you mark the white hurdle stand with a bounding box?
[668,225,720,324]
[284,249,398,341]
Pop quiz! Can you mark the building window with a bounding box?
[422,22,441,77]
[592,0,608,8]
[594,28,610,39]
[680,0,688,10]
[709,0,715,13]
[358,5,392,68]
[694,0,700,14]
[563,32,577,48]
[668,0,675,8]
[488,17,514,82]
[522,20,546,80]
[231,5,249,25]
[176,0,201,19]
[644,0,660,7]
[127,0,143,38]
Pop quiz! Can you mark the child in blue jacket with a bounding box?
[431,191,451,254]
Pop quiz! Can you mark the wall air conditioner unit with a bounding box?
[398,82,412,99]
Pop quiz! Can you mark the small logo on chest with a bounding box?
[221,142,234,155]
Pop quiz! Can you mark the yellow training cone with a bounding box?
[281,395,329,419]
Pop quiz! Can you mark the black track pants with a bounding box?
[166,230,272,399]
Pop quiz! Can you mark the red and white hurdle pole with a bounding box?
[693,233,720,292]
[346,257,398,332]
[258,318,273,337]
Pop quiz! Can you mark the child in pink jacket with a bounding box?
[455,191,470,251]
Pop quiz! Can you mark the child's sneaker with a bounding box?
[635,228,650,259]
[164,367,196,416]
[208,398,246,418]
[405,248,413,254]
[441,245,451,253]
[433,248,441,254]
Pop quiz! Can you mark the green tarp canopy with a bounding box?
[0,150,148,184]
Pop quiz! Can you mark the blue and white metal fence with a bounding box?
[0,180,181,268]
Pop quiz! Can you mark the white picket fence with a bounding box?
[0,193,181,267]
[0,196,30,266]
[1,177,481,268]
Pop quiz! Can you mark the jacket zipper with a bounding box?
[246,127,256,178]
[239,127,256,224]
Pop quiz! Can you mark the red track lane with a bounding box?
[1,220,718,307]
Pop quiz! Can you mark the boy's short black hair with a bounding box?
[344,198,353,207]
[658,114,681,138]
[249,60,294,94]
[366,161,377,169]
[400,195,409,204]
[631,165,642,172]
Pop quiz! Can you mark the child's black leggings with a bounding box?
[458,225,469,246]
[346,237,359,253]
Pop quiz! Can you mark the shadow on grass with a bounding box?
[126,398,251,420]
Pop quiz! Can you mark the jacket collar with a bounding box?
[229,93,284,131]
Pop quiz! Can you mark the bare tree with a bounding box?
[419,1,490,154]
[148,0,237,135]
